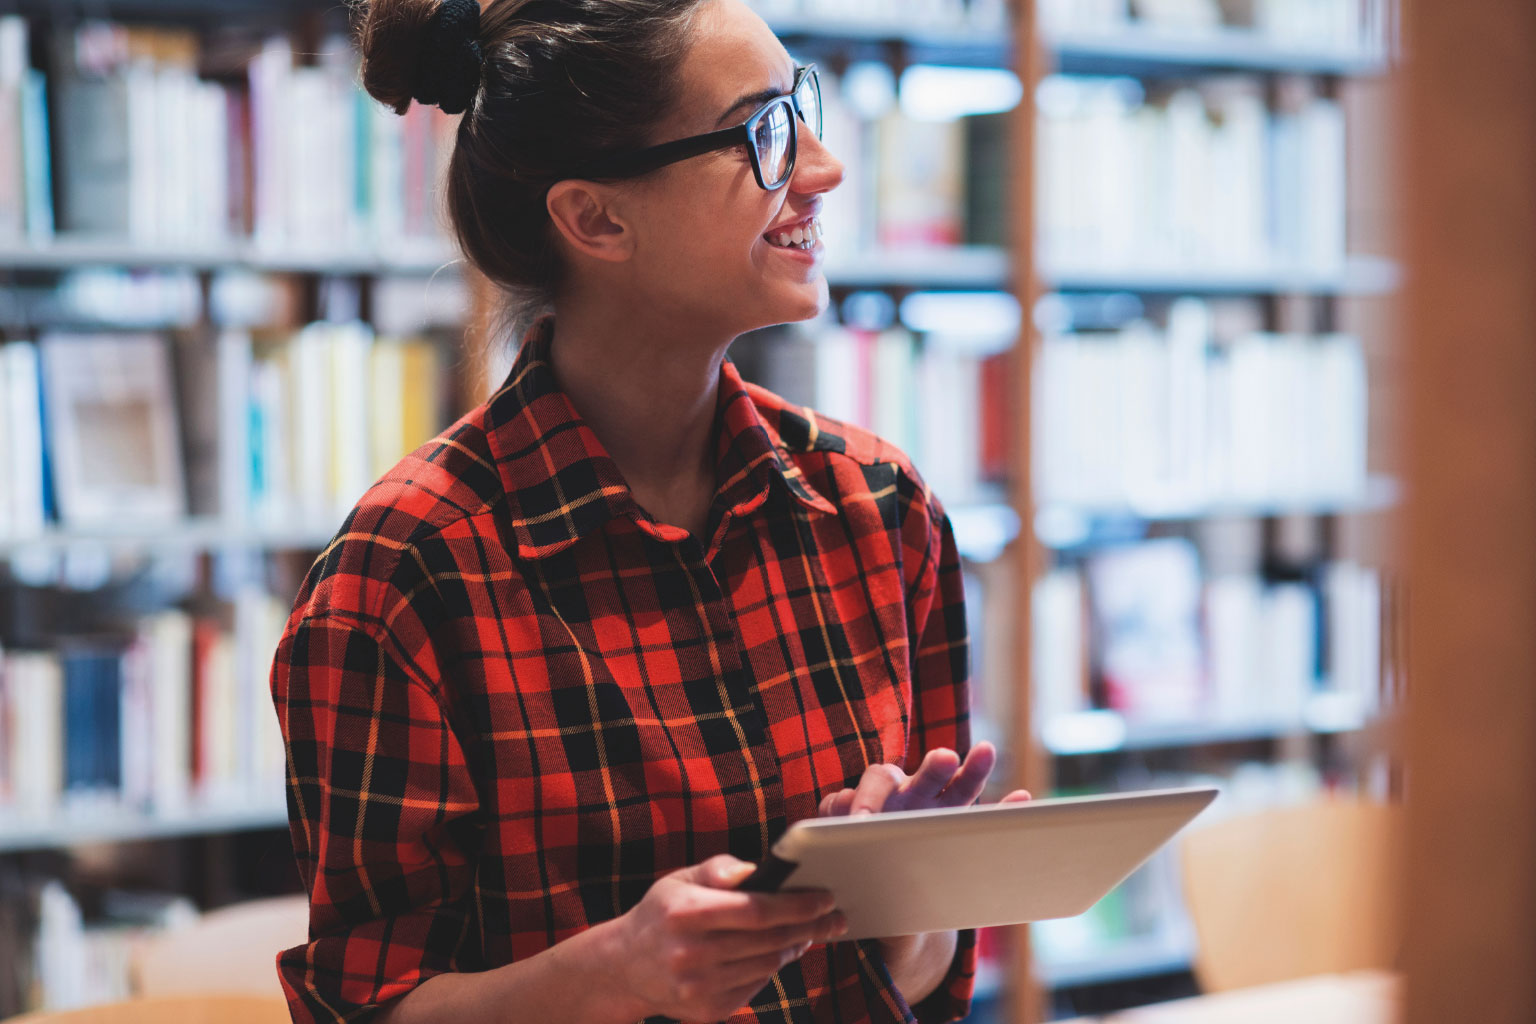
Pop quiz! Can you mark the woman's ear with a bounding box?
[546,180,635,264]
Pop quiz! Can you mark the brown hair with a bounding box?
[354,0,708,334]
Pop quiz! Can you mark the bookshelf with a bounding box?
[0,803,288,854]
[1012,0,1403,1019]
[0,0,1405,1021]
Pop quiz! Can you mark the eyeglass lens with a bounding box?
[753,71,823,187]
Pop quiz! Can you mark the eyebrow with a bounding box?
[715,66,798,128]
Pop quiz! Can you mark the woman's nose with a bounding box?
[792,125,846,195]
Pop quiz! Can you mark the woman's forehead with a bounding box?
[673,0,796,133]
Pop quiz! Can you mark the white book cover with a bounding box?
[1116,321,1169,503]
[1204,574,1265,722]
[1226,332,1275,502]
[368,97,406,244]
[870,328,915,456]
[1303,98,1348,270]
[9,652,64,816]
[812,326,866,428]
[369,337,406,485]
[1164,88,1210,268]
[0,15,24,241]
[147,610,193,815]
[914,342,982,505]
[1261,583,1319,719]
[329,320,375,514]
[118,633,155,810]
[125,62,159,244]
[217,329,254,526]
[2,342,45,537]
[290,324,334,525]
[1165,299,1210,502]
[197,629,241,804]
[248,36,292,250]
[194,79,230,244]
[235,588,288,803]
[1032,569,1087,723]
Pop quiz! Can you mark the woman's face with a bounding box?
[621,0,846,339]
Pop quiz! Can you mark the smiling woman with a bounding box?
[272,2,1025,1024]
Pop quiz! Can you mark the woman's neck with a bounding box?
[546,302,730,534]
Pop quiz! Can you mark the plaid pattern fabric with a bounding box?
[272,317,979,1024]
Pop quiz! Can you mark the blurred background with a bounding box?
[1,1,1528,1022]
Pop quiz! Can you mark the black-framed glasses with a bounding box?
[573,64,822,191]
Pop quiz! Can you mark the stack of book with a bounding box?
[1036,74,1348,274]
[1031,542,1385,731]
[0,324,445,540]
[739,318,1014,509]
[1039,0,1392,51]
[0,17,457,255]
[0,589,290,823]
[750,0,1010,32]
[1033,301,1369,511]
[815,66,1011,260]
[0,16,53,244]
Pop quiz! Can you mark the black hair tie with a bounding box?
[412,0,484,115]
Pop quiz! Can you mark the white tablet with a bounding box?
[735,785,1219,940]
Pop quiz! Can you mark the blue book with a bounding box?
[20,67,53,241]
[62,648,122,793]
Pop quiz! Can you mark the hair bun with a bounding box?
[412,0,484,115]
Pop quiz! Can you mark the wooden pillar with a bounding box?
[1400,0,1536,1020]
[1008,3,1050,1023]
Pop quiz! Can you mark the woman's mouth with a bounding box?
[764,216,824,252]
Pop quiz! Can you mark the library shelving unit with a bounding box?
[0,0,1015,1016]
[0,0,1404,1021]
[1009,2,1404,1022]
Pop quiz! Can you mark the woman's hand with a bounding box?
[815,741,1033,992]
[611,853,850,1023]
[817,741,1032,819]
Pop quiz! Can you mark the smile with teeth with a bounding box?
[766,217,824,251]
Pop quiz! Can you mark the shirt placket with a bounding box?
[678,528,789,863]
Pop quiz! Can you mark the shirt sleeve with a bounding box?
[272,604,483,1024]
[897,487,981,1024]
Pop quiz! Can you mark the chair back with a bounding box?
[1178,796,1404,992]
[0,995,291,1024]
[130,895,308,999]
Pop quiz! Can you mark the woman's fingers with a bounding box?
[1000,788,1033,803]
[847,762,906,815]
[890,747,961,809]
[935,742,998,807]
[821,743,1019,818]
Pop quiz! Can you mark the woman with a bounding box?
[271,0,1031,1022]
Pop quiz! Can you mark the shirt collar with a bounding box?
[484,318,835,560]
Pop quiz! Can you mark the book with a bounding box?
[1033,307,1371,511]
[38,332,186,529]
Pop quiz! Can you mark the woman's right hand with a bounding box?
[610,853,849,1022]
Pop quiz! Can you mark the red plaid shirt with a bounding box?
[271,318,979,1024]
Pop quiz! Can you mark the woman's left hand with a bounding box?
[815,741,1033,973]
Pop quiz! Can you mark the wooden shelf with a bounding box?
[766,15,1010,68]
[1048,25,1389,77]
[0,802,288,853]
[1041,695,1376,757]
[825,247,1010,290]
[0,503,1017,562]
[0,519,339,556]
[0,237,462,276]
[1035,477,1400,548]
[1041,256,1401,296]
